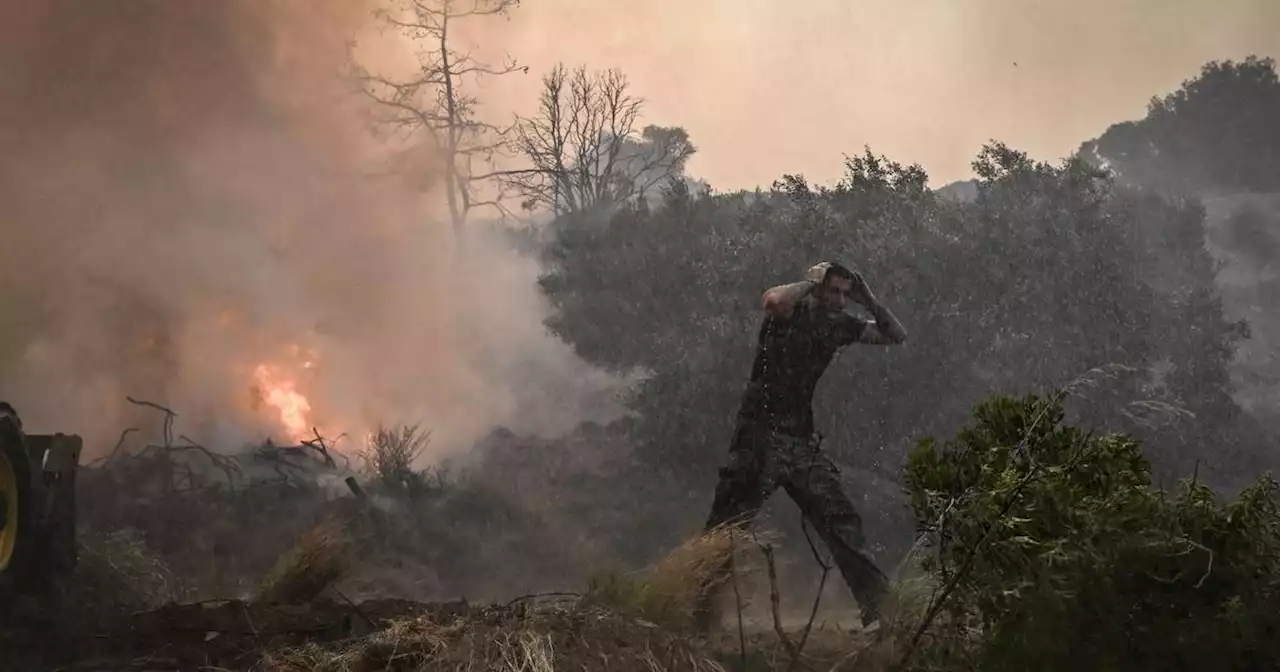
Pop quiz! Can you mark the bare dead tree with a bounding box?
[353,0,527,244]
[507,63,696,216]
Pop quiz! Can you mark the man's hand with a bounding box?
[805,262,833,284]
[849,271,877,307]
[847,272,908,345]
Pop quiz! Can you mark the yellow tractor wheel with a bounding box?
[0,405,79,606]
[0,448,18,571]
[0,408,35,594]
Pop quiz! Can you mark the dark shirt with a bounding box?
[737,300,866,437]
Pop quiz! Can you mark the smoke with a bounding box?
[453,0,1280,189]
[1203,195,1280,423]
[0,0,632,458]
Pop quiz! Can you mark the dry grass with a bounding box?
[68,527,184,614]
[263,616,449,671]
[257,518,353,604]
[580,525,949,671]
[261,527,746,670]
[264,606,727,672]
[582,523,742,632]
[2,529,187,670]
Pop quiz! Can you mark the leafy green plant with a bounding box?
[901,393,1280,671]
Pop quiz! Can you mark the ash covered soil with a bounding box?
[5,596,878,671]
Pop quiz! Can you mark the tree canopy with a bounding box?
[1080,56,1280,194]
[538,140,1260,557]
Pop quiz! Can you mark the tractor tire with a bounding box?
[0,406,36,602]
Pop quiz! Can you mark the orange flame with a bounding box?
[252,363,312,443]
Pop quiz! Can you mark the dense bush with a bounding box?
[539,142,1253,564]
[903,392,1280,671]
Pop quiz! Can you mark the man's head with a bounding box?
[805,261,857,311]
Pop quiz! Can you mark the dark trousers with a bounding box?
[695,420,889,628]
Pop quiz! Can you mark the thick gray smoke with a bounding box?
[0,0,632,458]
[1203,194,1280,424]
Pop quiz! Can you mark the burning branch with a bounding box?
[299,427,349,470]
[252,427,352,480]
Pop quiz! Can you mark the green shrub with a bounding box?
[902,393,1280,672]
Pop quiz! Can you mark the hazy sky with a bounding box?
[457,0,1280,189]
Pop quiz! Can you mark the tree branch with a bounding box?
[356,0,527,234]
[505,62,699,216]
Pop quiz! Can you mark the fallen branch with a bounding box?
[91,426,139,468]
[175,435,242,487]
[254,447,311,471]
[334,588,378,630]
[300,427,339,469]
[504,592,579,607]
[94,417,242,491]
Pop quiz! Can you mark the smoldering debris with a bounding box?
[70,398,603,608]
[85,397,356,496]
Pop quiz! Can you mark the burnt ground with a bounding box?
[5,594,882,672]
[2,422,889,671]
[4,595,474,670]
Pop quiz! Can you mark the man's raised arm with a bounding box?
[856,299,907,345]
[852,274,907,345]
[761,281,815,317]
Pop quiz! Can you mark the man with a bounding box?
[696,261,907,631]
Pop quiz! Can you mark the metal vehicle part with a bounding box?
[0,403,82,601]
